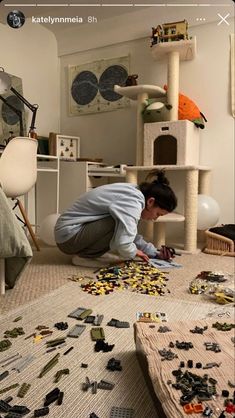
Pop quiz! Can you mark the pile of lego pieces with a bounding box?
[81,261,169,297]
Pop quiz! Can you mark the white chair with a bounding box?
[0,136,40,251]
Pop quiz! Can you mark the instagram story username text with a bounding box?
[31,16,97,24]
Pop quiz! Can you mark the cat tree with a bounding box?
[115,36,211,252]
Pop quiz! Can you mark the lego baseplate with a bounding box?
[110,407,134,418]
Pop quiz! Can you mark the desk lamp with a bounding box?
[0,95,24,138]
[0,68,38,139]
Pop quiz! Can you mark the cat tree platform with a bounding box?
[151,38,196,61]
[125,165,211,253]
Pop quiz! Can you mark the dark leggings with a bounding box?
[57,216,115,258]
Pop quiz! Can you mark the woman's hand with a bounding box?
[136,249,149,262]
[158,245,176,261]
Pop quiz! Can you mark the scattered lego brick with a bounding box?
[54,368,69,383]
[175,340,193,350]
[204,342,221,353]
[106,358,122,371]
[212,322,235,331]
[193,403,204,413]
[34,407,49,417]
[4,327,25,339]
[13,317,22,323]
[38,354,60,378]
[44,387,60,407]
[67,325,86,338]
[54,322,68,330]
[0,383,20,395]
[81,261,169,297]
[107,319,130,328]
[190,325,208,334]
[81,363,88,368]
[97,380,115,390]
[158,348,178,361]
[0,399,11,413]
[63,347,74,355]
[0,371,9,382]
[17,383,31,398]
[158,326,171,333]
[110,406,134,418]
[90,328,105,341]
[94,340,114,352]
[57,391,64,406]
[9,405,30,415]
[183,403,194,414]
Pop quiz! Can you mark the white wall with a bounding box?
[0,20,60,136]
[59,15,234,225]
[0,20,60,227]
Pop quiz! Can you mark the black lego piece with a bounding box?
[203,406,213,417]
[57,392,64,406]
[95,340,114,353]
[196,362,202,369]
[0,371,9,382]
[187,360,193,368]
[180,391,196,405]
[106,358,122,371]
[34,407,50,417]
[90,413,100,418]
[10,405,30,414]
[45,387,60,400]
[3,398,13,404]
[54,322,68,330]
[81,363,88,368]
[0,400,11,413]
[179,361,185,368]
[222,390,230,397]
[44,387,60,407]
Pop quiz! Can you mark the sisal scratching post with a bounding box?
[199,170,211,195]
[167,51,179,121]
[136,92,148,165]
[184,169,199,252]
[198,169,211,245]
[153,223,165,248]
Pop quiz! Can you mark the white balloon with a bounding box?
[40,213,60,246]
[197,195,220,230]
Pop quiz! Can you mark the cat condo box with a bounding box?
[143,120,200,166]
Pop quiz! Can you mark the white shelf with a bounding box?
[37,168,59,173]
[151,37,196,61]
[114,84,166,101]
[88,164,126,177]
[156,212,185,223]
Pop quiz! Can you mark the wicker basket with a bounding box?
[204,230,235,257]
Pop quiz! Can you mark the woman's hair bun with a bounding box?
[146,169,170,186]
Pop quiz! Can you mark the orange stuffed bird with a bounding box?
[164,85,207,129]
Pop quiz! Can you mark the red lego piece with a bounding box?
[193,404,204,413]
[183,403,194,414]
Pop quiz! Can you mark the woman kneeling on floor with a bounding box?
[54,170,177,266]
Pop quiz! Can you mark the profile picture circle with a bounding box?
[7,10,25,29]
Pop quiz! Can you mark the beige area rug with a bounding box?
[135,319,235,418]
[0,282,223,418]
[0,246,234,314]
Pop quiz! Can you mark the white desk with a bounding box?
[30,155,60,233]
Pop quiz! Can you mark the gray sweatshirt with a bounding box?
[54,182,158,259]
